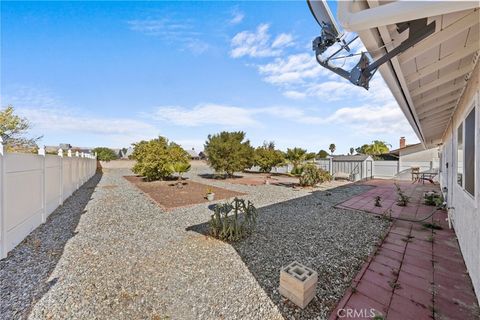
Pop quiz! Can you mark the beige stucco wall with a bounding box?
[439,60,479,299]
[399,145,439,163]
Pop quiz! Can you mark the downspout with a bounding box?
[337,0,479,32]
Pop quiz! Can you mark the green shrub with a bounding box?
[92,147,118,161]
[424,192,443,206]
[290,165,304,176]
[316,149,329,159]
[209,198,258,242]
[254,142,285,173]
[299,163,332,186]
[394,183,410,206]
[131,137,190,181]
[204,131,254,177]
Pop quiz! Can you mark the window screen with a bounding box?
[464,107,476,196]
[457,123,463,186]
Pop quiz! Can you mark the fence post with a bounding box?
[0,138,6,258]
[58,149,64,205]
[74,151,79,188]
[329,157,333,175]
[38,146,46,223]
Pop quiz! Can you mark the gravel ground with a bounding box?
[1,163,390,320]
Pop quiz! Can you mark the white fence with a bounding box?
[373,160,437,179]
[373,161,399,178]
[249,159,438,181]
[0,141,97,258]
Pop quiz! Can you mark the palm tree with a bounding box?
[285,147,307,175]
[349,147,354,155]
[329,143,336,155]
[365,140,391,155]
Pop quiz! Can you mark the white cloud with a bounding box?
[301,81,354,101]
[127,19,198,38]
[272,33,294,48]
[127,18,209,55]
[229,10,244,25]
[257,51,396,104]
[185,39,210,55]
[257,53,325,85]
[302,76,395,103]
[2,86,158,146]
[258,103,411,135]
[149,99,410,136]
[230,24,294,58]
[323,102,411,135]
[283,90,307,99]
[18,108,159,145]
[2,86,59,109]
[152,104,259,127]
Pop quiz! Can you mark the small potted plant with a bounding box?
[374,195,382,207]
[206,188,215,201]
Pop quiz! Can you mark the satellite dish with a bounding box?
[307,0,340,38]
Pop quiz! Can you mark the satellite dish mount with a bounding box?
[308,0,436,90]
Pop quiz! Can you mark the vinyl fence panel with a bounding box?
[0,143,97,258]
[373,161,399,178]
[45,155,62,216]
[3,153,44,255]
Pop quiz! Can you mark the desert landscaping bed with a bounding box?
[1,165,389,320]
[124,176,245,210]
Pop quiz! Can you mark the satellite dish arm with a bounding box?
[312,16,436,90]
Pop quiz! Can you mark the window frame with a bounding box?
[455,97,477,205]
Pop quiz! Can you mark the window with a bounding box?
[457,123,463,186]
[464,107,476,196]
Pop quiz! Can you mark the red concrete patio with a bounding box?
[336,179,441,220]
[331,179,479,319]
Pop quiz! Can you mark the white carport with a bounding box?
[335,0,479,300]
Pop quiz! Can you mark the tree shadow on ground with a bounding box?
[0,172,103,320]
[197,173,244,179]
[187,183,388,319]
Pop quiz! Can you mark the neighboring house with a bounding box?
[389,137,440,171]
[122,147,134,159]
[333,1,479,299]
[185,148,200,160]
[111,148,122,158]
[45,144,92,155]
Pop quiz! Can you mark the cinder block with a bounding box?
[279,261,318,309]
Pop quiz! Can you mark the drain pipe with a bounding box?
[337,0,479,32]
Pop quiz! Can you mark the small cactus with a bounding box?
[209,198,257,242]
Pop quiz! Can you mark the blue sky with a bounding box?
[1,1,418,153]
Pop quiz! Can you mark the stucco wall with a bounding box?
[399,146,439,163]
[439,60,479,299]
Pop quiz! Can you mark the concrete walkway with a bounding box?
[331,180,479,319]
